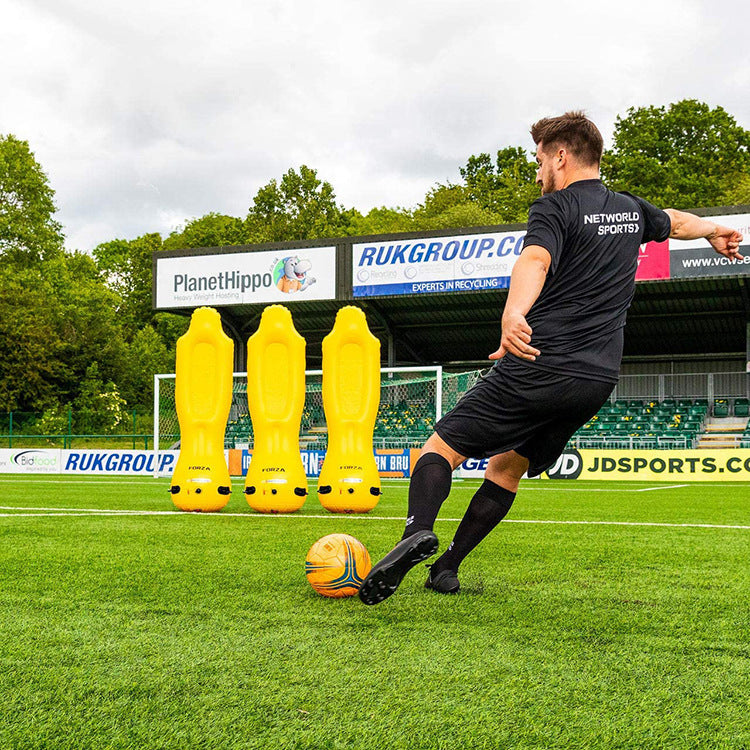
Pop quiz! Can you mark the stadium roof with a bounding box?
[153,205,750,369]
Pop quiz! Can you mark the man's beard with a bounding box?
[541,171,557,195]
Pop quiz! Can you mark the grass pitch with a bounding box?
[0,477,748,749]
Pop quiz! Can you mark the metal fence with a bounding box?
[4,370,748,450]
[0,410,153,449]
[612,372,749,402]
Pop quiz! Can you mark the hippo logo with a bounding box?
[273,256,317,294]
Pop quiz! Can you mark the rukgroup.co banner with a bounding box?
[64,450,178,475]
[155,246,337,309]
[541,448,750,481]
[352,231,526,298]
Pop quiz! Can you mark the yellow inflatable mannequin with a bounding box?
[170,307,233,511]
[317,306,381,513]
[244,305,308,512]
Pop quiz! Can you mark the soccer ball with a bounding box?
[305,533,371,598]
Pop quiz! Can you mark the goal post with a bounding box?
[153,365,461,477]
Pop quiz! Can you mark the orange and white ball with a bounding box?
[305,533,371,598]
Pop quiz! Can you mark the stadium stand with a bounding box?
[221,389,750,452]
[571,396,750,450]
[153,207,749,456]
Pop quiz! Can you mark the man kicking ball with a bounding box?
[359,111,744,605]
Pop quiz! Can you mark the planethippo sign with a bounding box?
[155,246,337,308]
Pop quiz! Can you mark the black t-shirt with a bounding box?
[516,179,671,383]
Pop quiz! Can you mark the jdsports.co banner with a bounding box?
[541,448,750,481]
[352,231,526,297]
[155,246,337,308]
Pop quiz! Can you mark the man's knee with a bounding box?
[484,451,528,492]
[420,432,466,470]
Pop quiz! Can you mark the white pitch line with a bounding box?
[635,484,690,492]
[0,512,168,518]
[0,479,161,485]
[1,509,748,530]
[0,505,172,514]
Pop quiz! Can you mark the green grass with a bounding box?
[0,477,748,749]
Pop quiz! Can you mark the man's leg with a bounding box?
[426,450,528,593]
[402,432,466,539]
[359,433,465,605]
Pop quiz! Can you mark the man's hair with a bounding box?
[530,111,603,167]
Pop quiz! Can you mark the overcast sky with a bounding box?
[2,0,749,252]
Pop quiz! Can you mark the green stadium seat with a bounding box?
[714,399,729,417]
[734,398,749,417]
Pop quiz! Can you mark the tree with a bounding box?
[346,206,415,236]
[719,172,750,207]
[117,325,173,408]
[0,134,64,263]
[411,183,504,231]
[459,146,539,222]
[602,100,750,209]
[50,252,128,399]
[245,165,353,241]
[0,264,64,411]
[162,213,247,251]
[93,233,163,333]
[72,363,127,434]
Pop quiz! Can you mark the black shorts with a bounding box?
[435,357,614,477]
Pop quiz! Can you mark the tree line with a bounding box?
[1,100,748,433]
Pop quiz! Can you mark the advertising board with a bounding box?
[229,448,415,478]
[350,212,749,298]
[0,449,61,474]
[539,448,750,481]
[155,246,337,308]
[0,450,180,475]
[352,231,526,298]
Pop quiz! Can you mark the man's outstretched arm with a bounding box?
[489,245,551,362]
[665,209,744,260]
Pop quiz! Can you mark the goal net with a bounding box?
[153,366,488,476]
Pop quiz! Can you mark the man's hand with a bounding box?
[707,226,744,260]
[489,310,540,362]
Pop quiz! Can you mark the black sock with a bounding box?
[401,453,453,539]
[431,479,516,574]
